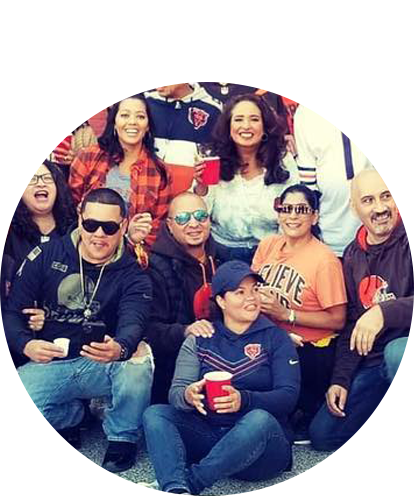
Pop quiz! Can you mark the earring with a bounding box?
[261,133,268,143]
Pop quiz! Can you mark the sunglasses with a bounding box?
[81,217,123,235]
[29,173,54,186]
[275,204,314,215]
[170,209,209,226]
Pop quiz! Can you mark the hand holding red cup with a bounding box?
[196,143,221,186]
[204,371,233,410]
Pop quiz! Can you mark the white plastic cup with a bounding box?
[53,338,70,357]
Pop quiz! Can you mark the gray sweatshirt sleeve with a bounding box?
[168,335,201,411]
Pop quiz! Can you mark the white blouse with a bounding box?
[203,154,299,248]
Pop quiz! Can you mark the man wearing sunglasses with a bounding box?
[3,188,153,473]
[145,192,219,404]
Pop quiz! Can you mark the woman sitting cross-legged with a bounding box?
[142,261,300,495]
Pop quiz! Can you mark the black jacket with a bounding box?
[332,220,413,389]
[3,229,152,361]
[146,222,219,402]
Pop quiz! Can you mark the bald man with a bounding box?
[145,192,220,403]
[309,169,412,451]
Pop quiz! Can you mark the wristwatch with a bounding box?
[288,309,296,325]
[114,340,129,361]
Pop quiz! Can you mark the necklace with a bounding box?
[78,245,109,320]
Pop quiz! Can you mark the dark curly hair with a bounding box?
[279,183,322,240]
[10,160,77,244]
[98,93,168,189]
[211,93,289,185]
[9,83,89,133]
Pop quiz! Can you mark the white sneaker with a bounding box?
[128,481,162,496]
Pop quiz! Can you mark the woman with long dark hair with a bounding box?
[9,83,96,175]
[194,93,298,264]
[2,160,77,364]
[4,160,76,281]
[252,184,347,443]
[69,94,171,247]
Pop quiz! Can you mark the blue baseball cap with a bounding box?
[212,261,264,298]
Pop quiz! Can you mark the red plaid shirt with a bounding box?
[69,144,171,246]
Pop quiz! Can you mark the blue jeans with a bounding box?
[143,405,291,494]
[309,336,409,451]
[18,356,153,444]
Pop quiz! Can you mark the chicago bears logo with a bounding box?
[359,275,396,309]
[244,344,262,360]
[188,107,209,130]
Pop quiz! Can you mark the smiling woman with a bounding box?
[69,94,171,247]
[252,184,347,443]
[2,160,77,365]
[3,161,77,282]
[194,94,299,264]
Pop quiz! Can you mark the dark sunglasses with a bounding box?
[170,209,209,226]
[0,131,7,145]
[81,217,122,235]
[275,204,314,215]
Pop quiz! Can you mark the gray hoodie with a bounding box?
[367,98,414,212]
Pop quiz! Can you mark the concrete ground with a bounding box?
[0,425,414,496]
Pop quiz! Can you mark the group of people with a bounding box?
[1,82,412,495]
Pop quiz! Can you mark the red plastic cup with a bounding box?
[201,157,221,185]
[50,133,73,150]
[204,371,233,410]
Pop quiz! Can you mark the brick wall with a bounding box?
[71,83,113,136]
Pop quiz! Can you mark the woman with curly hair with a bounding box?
[2,160,77,365]
[194,94,298,264]
[4,160,77,280]
[9,83,96,176]
[69,94,171,248]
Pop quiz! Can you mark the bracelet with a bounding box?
[288,309,296,325]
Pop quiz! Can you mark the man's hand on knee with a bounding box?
[326,384,348,417]
[350,305,384,356]
[80,335,121,362]
[23,340,67,363]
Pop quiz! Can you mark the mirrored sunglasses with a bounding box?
[172,209,209,226]
[81,217,122,235]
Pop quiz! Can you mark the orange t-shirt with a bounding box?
[252,235,347,342]
[276,83,319,134]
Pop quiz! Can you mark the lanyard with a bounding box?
[78,246,108,320]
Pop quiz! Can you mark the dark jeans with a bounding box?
[296,339,336,418]
[309,337,408,451]
[214,242,257,265]
[143,405,291,494]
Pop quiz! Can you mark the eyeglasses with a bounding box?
[81,216,122,235]
[275,204,314,215]
[29,173,54,186]
[170,209,209,226]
